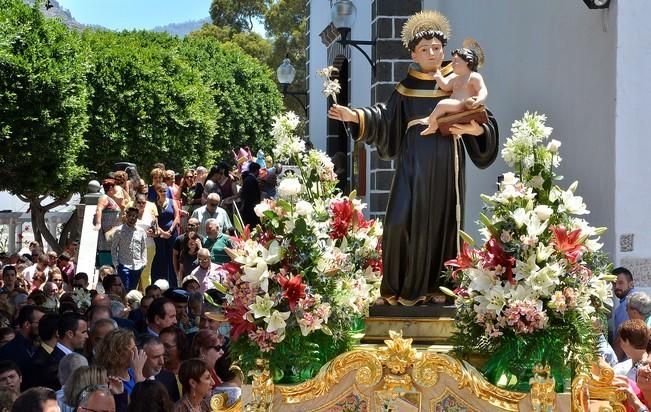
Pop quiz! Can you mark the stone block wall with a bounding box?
[368,0,421,219]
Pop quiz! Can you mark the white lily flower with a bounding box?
[468,268,496,293]
[254,202,272,218]
[501,172,518,186]
[515,253,540,280]
[535,242,555,263]
[248,295,275,319]
[534,205,553,221]
[241,260,270,292]
[278,176,302,198]
[265,310,291,333]
[526,214,548,237]
[512,208,528,229]
[295,200,314,217]
[529,264,561,297]
[585,238,603,252]
[547,139,561,153]
[265,240,282,265]
[476,283,509,313]
[558,189,589,215]
[529,175,544,189]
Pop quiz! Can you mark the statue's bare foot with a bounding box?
[420,120,438,135]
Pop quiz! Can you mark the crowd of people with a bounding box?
[5,154,651,412]
[601,267,651,411]
[0,154,281,412]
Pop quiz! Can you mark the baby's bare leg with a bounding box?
[421,98,465,135]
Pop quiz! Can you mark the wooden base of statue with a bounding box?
[363,303,456,345]
[211,331,626,411]
[438,106,489,136]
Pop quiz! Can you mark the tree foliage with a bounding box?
[0,0,90,251]
[180,35,283,158]
[206,0,308,119]
[188,23,272,64]
[0,0,89,198]
[0,0,284,250]
[209,0,266,32]
[81,29,218,178]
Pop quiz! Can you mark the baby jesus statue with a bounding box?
[420,40,487,136]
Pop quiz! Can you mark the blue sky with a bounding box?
[57,0,212,30]
[56,0,267,35]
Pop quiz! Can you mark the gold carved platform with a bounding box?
[211,331,626,412]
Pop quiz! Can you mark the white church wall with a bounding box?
[424,0,617,256]
[615,0,651,273]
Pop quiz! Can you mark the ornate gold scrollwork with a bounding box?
[277,350,383,403]
[243,359,274,412]
[210,393,242,412]
[236,330,600,411]
[529,364,556,412]
[571,365,626,412]
[412,352,527,411]
[377,330,416,375]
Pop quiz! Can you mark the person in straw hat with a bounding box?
[328,10,499,306]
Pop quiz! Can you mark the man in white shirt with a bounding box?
[111,207,147,291]
[191,193,232,237]
[22,253,50,284]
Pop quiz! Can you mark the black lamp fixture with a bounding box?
[582,0,610,9]
[331,0,376,73]
[276,57,308,117]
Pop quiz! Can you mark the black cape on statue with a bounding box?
[350,66,499,306]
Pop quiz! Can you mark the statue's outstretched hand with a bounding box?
[327,104,359,123]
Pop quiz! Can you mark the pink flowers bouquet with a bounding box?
[445,113,613,391]
[222,113,383,382]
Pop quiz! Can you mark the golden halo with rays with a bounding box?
[400,10,451,49]
[463,38,486,69]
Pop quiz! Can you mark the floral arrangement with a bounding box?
[221,112,383,382]
[444,112,613,391]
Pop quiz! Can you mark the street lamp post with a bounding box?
[276,57,308,118]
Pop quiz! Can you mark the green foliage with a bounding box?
[204,0,308,119]
[81,29,218,178]
[180,35,283,159]
[209,0,266,32]
[0,0,90,198]
[188,23,272,64]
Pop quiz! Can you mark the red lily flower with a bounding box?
[551,226,585,264]
[222,261,242,276]
[445,242,478,280]
[276,274,307,311]
[479,238,516,283]
[330,199,355,239]
[226,306,255,341]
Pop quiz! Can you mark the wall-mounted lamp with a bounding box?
[331,0,376,73]
[582,0,610,9]
[276,57,308,117]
